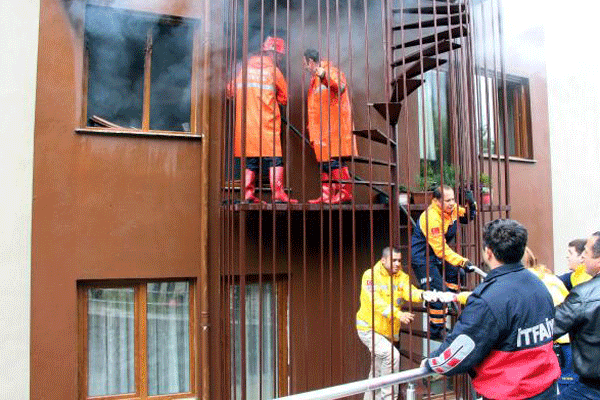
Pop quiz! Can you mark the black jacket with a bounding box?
[427,263,560,399]
[554,273,600,380]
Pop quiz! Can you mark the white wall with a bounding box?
[544,5,600,274]
[0,0,39,397]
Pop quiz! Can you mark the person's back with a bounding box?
[424,219,559,400]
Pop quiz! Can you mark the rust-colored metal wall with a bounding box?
[31,0,209,398]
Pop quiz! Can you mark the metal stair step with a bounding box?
[368,102,403,125]
[390,77,422,102]
[397,5,466,14]
[392,26,468,50]
[391,41,460,68]
[339,156,396,167]
[402,57,448,79]
[393,13,468,30]
[352,129,396,145]
[330,179,397,186]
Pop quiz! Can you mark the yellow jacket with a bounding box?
[572,264,592,287]
[356,261,423,340]
[527,266,570,344]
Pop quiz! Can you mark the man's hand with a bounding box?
[462,260,475,273]
[398,311,415,324]
[315,66,326,79]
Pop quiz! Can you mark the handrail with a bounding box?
[471,265,487,278]
[274,367,435,400]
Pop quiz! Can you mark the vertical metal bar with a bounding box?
[496,0,511,217]
[300,0,307,395]
[284,0,293,395]
[142,29,153,131]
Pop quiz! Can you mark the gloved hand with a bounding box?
[382,305,394,318]
[465,190,476,208]
[437,292,458,303]
[421,290,439,303]
[462,260,475,273]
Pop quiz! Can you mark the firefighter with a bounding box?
[303,48,357,204]
[356,247,438,400]
[227,36,297,203]
[410,184,476,340]
[422,219,560,399]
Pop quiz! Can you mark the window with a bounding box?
[476,73,533,159]
[418,70,451,166]
[83,5,199,133]
[228,278,289,400]
[78,280,195,400]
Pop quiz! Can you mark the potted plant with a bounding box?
[411,162,436,204]
[411,163,457,204]
[480,173,492,205]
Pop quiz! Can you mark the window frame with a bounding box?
[223,275,289,400]
[77,279,197,400]
[77,3,203,140]
[476,69,533,160]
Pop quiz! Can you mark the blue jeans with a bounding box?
[558,381,600,399]
[557,343,578,393]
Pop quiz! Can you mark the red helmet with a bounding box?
[262,36,285,54]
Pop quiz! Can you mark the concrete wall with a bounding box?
[544,7,600,274]
[0,0,39,397]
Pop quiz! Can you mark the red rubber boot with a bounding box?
[243,169,264,203]
[308,172,336,204]
[269,166,298,203]
[329,166,353,204]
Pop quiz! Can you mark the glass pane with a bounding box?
[418,70,450,164]
[231,282,277,400]
[85,5,148,129]
[147,281,191,395]
[149,20,194,131]
[87,287,135,397]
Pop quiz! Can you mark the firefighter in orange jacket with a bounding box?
[356,247,437,400]
[303,49,357,204]
[227,36,297,203]
[410,185,476,340]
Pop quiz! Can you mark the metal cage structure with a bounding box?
[219,0,513,398]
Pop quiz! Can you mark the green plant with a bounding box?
[414,161,457,191]
[480,173,491,187]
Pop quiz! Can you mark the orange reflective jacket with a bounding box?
[227,55,288,158]
[307,61,356,162]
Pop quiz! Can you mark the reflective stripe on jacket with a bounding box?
[307,61,356,162]
[356,261,423,340]
[411,201,474,267]
[227,55,288,157]
[427,263,560,399]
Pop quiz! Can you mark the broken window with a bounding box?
[84,5,196,132]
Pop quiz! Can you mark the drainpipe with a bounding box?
[199,0,211,398]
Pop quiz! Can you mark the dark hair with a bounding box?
[568,239,586,255]
[433,185,453,200]
[304,48,319,63]
[483,219,528,264]
[591,232,600,258]
[382,246,402,259]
